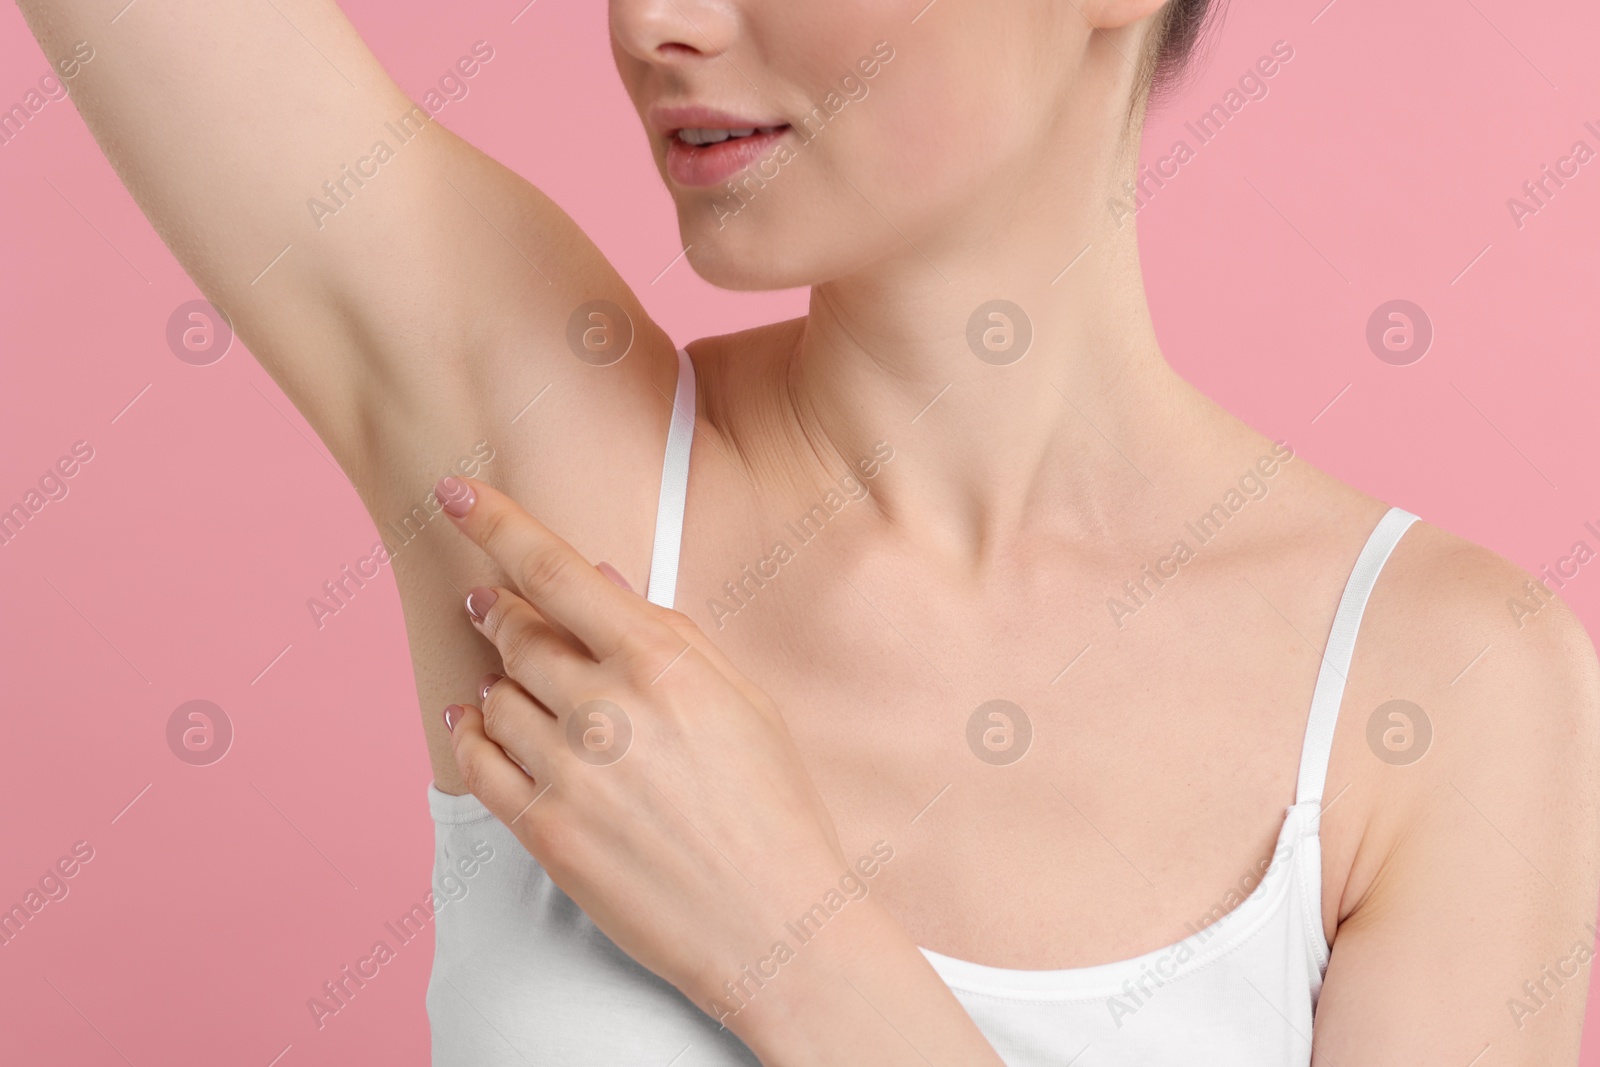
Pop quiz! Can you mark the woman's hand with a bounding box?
[432,475,1003,1065]
[431,478,852,1007]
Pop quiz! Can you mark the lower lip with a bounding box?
[666,127,791,188]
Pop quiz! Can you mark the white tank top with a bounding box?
[425,347,1420,1065]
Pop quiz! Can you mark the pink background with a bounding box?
[3,0,1599,1063]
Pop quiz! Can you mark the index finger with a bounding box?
[434,475,643,660]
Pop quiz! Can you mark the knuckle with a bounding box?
[640,624,686,661]
[614,627,681,681]
[475,503,514,554]
[497,623,542,686]
[479,686,510,739]
[457,747,494,797]
[516,549,570,602]
[655,608,699,637]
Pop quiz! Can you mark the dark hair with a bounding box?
[1139,0,1225,110]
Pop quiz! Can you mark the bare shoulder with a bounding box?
[1360,516,1600,759]
[1308,514,1600,1060]
[1328,510,1600,929]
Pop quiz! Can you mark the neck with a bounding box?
[706,102,1239,569]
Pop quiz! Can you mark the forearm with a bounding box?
[720,898,1003,1067]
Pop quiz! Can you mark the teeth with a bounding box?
[680,128,729,145]
[677,125,783,146]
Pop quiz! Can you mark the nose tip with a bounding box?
[611,0,736,64]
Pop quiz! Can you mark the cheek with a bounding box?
[674,10,1041,287]
[841,63,997,195]
[818,44,1026,238]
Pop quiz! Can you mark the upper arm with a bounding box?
[17,0,676,483]
[1314,547,1600,1064]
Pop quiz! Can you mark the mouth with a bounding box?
[674,124,788,147]
[654,107,793,188]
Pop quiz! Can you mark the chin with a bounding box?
[674,193,893,293]
[677,208,818,291]
[684,238,812,292]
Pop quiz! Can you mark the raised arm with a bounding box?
[17,0,683,795]
[16,0,676,480]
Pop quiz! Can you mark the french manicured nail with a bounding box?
[466,586,498,622]
[596,561,632,591]
[436,476,475,517]
[479,673,502,702]
[443,705,463,732]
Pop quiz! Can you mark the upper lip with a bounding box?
[648,104,789,137]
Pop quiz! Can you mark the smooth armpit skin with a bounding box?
[16,0,682,789]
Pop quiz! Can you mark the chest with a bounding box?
[668,514,1336,970]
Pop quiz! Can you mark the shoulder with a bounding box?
[1370,517,1600,739]
[1311,514,1600,1064]
[1329,512,1600,925]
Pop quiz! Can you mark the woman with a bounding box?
[19,0,1599,1063]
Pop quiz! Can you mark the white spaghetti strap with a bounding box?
[1294,505,1420,805]
[645,347,696,610]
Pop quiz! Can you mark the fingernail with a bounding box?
[596,561,632,591]
[436,476,475,517]
[443,704,463,732]
[479,673,502,702]
[466,586,498,622]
